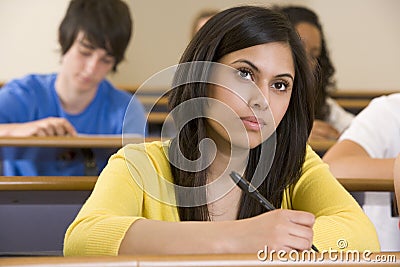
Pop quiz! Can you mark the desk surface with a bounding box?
[1,252,399,266]
[0,176,393,192]
[0,136,332,151]
[308,139,336,152]
[0,136,334,155]
[0,136,161,148]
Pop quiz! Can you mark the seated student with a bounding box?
[64,6,379,256]
[323,93,400,250]
[279,6,354,140]
[0,0,147,176]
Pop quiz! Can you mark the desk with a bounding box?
[335,99,371,110]
[0,176,97,191]
[0,175,394,255]
[0,136,160,148]
[1,252,399,266]
[0,176,393,193]
[330,90,399,99]
[308,139,336,153]
[330,90,399,115]
[338,177,394,192]
[0,135,334,151]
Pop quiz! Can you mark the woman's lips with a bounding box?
[240,116,266,131]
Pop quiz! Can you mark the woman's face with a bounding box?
[206,42,294,150]
[295,22,322,70]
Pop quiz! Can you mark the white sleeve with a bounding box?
[326,97,354,133]
[339,94,400,158]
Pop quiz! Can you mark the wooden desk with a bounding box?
[338,177,394,192]
[0,176,393,193]
[330,90,398,99]
[0,136,160,148]
[335,99,371,110]
[1,252,399,266]
[308,139,336,153]
[147,112,170,124]
[138,95,168,106]
[0,176,97,191]
[330,90,399,114]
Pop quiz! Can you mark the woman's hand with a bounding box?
[233,209,315,252]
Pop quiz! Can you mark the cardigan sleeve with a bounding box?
[63,149,145,256]
[64,142,178,256]
[288,146,380,252]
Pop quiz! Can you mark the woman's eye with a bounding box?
[237,69,253,81]
[272,82,288,91]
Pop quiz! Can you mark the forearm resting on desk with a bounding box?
[119,210,314,255]
[323,140,396,178]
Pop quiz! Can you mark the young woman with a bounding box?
[64,6,379,255]
[280,6,354,140]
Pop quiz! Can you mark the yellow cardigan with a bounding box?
[64,141,380,255]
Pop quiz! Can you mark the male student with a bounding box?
[0,0,146,176]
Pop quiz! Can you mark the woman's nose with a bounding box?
[248,85,269,110]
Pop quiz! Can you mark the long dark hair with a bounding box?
[168,5,315,221]
[279,6,336,120]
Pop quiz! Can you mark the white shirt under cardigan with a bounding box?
[339,93,400,251]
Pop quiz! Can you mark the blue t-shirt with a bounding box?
[0,73,147,176]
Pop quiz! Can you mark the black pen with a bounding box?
[229,171,319,253]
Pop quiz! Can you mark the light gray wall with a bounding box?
[0,0,399,91]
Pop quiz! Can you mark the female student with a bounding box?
[64,6,379,255]
[280,6,354,140]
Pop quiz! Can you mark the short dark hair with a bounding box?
[169,5,315,221]
[58,0,132,72]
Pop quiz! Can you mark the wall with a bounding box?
[0,0,399,91]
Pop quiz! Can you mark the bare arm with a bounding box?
[119,209,315,255]
[323,140,395,178]
[0,117,77,137]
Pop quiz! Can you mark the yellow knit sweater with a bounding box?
[64,141,380,255]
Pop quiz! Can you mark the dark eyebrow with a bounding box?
[276,73,294,81]
[231,60,260,73]
[232,59,294,81]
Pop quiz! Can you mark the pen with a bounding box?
[229,171,319,253]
